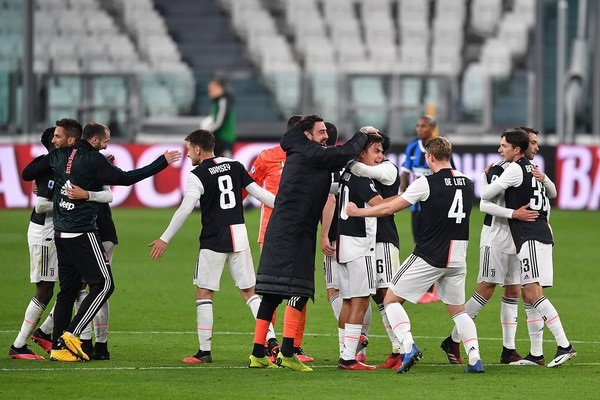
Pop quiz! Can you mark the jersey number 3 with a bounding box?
[448,189,466,223]
[218,175,236,209]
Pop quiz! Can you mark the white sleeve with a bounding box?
[159,174,203,243]
[480,199,513,219]
[400,175,429,205]
[543,175,557,199]
[246,182,275,208]
[87,186,113,203]
[34,196,53,214]
[481,163,523,200]
[350,160,398,186]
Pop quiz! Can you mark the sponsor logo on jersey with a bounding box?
[208,163,231,175]
[59,198,75,211]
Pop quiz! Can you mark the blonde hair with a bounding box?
[424,137,452,161]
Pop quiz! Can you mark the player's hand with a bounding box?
[512,204,539,222]
[483,163,494,174]
[164,150,182,165]
[67,183,89,200]
[532,165,545,182]
[346,202,359,217]
[360,126,380,136]
[106,154,115,164]
[149,239,168,260]
[32,181,38,195]
[321,237,335,257]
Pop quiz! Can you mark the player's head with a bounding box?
[416,115,436,141]
[519,126,540,160]
[325,122,338,146]
[359,135,384,166]
[499,128,529,162]
[298,114,327,146]
[52,118,82,148]
[287,115,302,130]
[207,76,227,99]
[424,136,452,166]
[185,129,214,166]
[83,123,111,151]
[40,127,55,151]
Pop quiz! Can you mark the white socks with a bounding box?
[93,301,110,343]
[246,295,277,341]
[501,296,518,349]
[341,323,362,361]
[384,302,414,353]
[378,303,401,353]
[196,299,213,352]
[338,327,345,356]
[533,296,569,348]
[75,289,93,340]
[39,303,55,334]
[525,303,545,356]
[13,298,45,348]
[451,292,487,342]
[453,311,481,365]
[329,292,342,321]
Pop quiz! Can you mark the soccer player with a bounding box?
[249,115,370,371]
[345,134,404,368]
[480,128,576,368]
[441,127,553,365]
[248,115,315,363]
[336,135,386,371]
[22,123,181,362]
[347,137,485,373]
[149,129,276,364]
[207,77,236,157]
[400,115,439,303]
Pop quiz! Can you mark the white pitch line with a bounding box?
[1,330,597,345]
[2,362,599,373]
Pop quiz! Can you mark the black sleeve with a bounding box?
[95,153,169,186]
[22,154,51,181]
[239,163,255,188]
[356,177,380,204]
[487,165,505,184]
[305,131,368,171]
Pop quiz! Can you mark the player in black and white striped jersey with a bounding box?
[481,128,576,368]
[347,137,484,374]
[149,129,277,365]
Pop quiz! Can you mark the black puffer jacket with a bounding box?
[255,126,368,300]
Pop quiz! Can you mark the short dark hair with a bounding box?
[82,123,109,140]
[501,128,529,154]
[363,133,384,151]
[56,118,82,139]
[381,133,391,153]
[185,129,214,152]
[287,115,302,130]
[325,122,338,146]
[40,127,55,151]
[297,114,324,133]
[518,126,539,135]
[424,137,452,161]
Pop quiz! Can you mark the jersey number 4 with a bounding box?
[448,189,466,223]
[218,175,236,209]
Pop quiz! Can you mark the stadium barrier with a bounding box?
[1,142,598,210]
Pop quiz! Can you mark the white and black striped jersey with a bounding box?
[28,172,55,245]
[504,157,553,251]
[336,170,380,263]
[192,157,255,253]
[402,168,474,268]
[327,171,341,243]
[480,160,515,254]
[374,162,400,248]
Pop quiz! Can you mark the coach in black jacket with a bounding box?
[249,115,370,369]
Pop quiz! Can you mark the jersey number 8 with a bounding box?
[218,175,236,209]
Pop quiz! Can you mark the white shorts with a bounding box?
[390,254,466,305]
[338,256,376,299]
[518,240,553,287]
[375,242,401,289]
[477,246,520,286]
[29,243,58,283]
[323,253,340,290]
[193,248,256,291]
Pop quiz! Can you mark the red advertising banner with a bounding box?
[556,145,600,210]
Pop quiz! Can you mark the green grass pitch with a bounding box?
[1,207,598,399]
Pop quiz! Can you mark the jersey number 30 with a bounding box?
[448,189,466,223]
[218,175,236,209]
